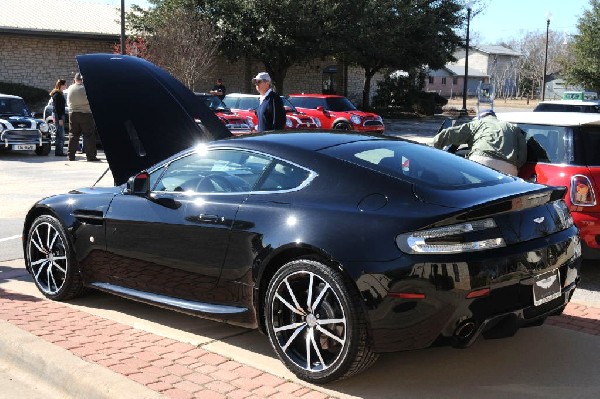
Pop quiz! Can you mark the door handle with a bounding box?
[198,214,225,223]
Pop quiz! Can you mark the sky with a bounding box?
[87,0,592,45]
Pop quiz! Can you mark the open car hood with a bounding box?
[77,54,232,185]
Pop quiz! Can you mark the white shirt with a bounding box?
[259,88,272,105]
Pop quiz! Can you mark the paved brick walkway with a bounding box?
[1,288,599,399]
[0,289,335,399]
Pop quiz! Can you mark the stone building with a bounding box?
[1,0,380,106]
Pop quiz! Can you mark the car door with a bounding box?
[104,148,268,303]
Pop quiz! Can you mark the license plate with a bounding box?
[13,144,36,150]
[533,269,561,306]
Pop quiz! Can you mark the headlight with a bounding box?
[396,218,505,254]
[246,117,255,129]
[350,114,362,125]
[313,117,321,127]
[39,122,49,133]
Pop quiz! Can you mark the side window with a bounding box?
[288,97,304,108]
[256,161,310,191]
[153,150,272,193]
[303,98,325,109]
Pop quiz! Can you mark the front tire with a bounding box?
[265,259,378,383]
[26,215,85,300]
[35,142,51,156]
[333,122,352,130]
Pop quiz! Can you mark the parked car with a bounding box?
[288,93,384,133]
[495,112,600,259]
[224,93,321,129]
[533,100,600,113]
[43,89,70,142]
[23,54,582,384]
[195,93,254,135]
[0,93,51,155]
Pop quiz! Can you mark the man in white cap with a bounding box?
[252,72,285,132]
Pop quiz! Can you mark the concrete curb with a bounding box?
[0,320,163,399]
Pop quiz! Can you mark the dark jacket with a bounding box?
[257,90,286,132]
[51,90,66,119]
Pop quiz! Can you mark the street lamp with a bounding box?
[461,1,473,116]
[120,0,126,55]
[541,12,551,101]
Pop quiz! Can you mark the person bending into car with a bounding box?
[432,109,526,176]
[253,72,285,132]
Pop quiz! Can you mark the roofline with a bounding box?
[0,28,118,42]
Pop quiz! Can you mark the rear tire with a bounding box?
[265,259,378,383]
[26,215,85,300]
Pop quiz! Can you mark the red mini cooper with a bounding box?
[497,112,600,259]
[195,93,254,135]
[288,93,384,133]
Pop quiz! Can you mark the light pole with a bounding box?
[461,1,473,116]
[120,0,126,55]
[541,12,551,101]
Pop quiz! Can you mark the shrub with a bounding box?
[0,82,49,105]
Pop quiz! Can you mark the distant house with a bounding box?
[426,45,522,98]
[0,0,380,106]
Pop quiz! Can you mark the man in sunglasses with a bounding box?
[252,72,285,132]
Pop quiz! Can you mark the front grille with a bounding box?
[1,129,42,142]
[363,120,384,127]
[226,124,252,132]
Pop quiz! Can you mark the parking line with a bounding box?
[0,235,21,243]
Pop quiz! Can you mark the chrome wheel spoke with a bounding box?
[51,260,66,274]
[306,272,314,312]
[317,325,345,345]
[311,282,330,310]
[33,260,48,279]
[32,229,46,254]
[275,293,305,316]
[281,324,306,352]
[274,321,305,333]
[305,330,312,371]
[285,278,305,315]
[310,328,326,368]
[317,318,345,326]
[48,230,59,252]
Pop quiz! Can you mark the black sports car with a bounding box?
[23,55,582,384]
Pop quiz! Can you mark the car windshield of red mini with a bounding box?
[320,140,510,188]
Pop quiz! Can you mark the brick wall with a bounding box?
[0,34,114,91]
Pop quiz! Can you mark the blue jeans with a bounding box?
[53,114,66,155]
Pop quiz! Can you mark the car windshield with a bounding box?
[282,97,298,112]
[0,98,30,117]
[197,95,230,112]
[325,97,358,112]
[320,140,509,188]
[517,124,574,164]
[533,103,600,113]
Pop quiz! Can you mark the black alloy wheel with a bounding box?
[265,259,378,383]
[26,215,84,300]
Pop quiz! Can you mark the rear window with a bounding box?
[320,140,510,188]
[575,126,600,166]
[533,103,600,113]
[517,124,573,164]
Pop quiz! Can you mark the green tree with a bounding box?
[338,0,463,109]
[562,0,600,92]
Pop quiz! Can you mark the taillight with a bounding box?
[570,174,597,206]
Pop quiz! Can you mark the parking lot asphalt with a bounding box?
[2,117,600,398]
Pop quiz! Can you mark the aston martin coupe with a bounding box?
[23,55,581,383]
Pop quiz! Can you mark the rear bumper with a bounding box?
[355,230,581,353]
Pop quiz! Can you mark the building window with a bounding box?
[428,76,434,84]
[453,77,458,85]
[441,77,447,85]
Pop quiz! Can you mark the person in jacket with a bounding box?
[209,78,226,100]
[49,79,68,156]
[253,72,285,132]
[432,109,526,176]
[67,73,99,161]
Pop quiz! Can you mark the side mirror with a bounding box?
[316,106,325,112]
[126,171,150,195]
